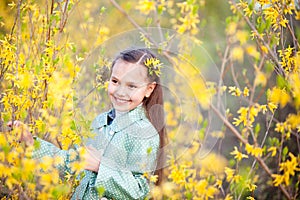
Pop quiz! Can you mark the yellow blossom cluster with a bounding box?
[136,0,156,15]
[267,87,290,108]
[175,1,200,35]
[1,0,300,199]
[228,86,249,97]
[278,46,298,74]
[245,143,263,157]
[272,153,300,186]
[0,0,89,198]
[230,146,248,161]
[165,154,224,199]
[233,103,274,127]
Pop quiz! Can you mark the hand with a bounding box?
[7,120,34,146]
[84,146,103,172]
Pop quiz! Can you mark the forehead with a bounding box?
[111,59,148,82]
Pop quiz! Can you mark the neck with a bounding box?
[115,110,127,118]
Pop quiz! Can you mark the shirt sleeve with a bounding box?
[94,132,160,200]
[32,137,80,176]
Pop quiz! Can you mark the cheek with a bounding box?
[107,83,115,95]
[130,88,146,100]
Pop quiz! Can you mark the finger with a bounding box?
[86,146,98,153]
[86,145,96,150]
[7,121,13,127]
[14,121,22,127]
[7,120,22,127]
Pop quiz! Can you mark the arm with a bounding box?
[7,120,81,176]
[94,133,160,200]
[32,138,81,176]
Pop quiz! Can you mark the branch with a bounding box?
[210,104,291,199]
[109,0,152,43]
[229,0,285,77]
[10,0,23,38]
[46,0,55,42]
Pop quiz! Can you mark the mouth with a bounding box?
[113,96,131,104]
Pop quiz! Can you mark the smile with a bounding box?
[114,96,131,103]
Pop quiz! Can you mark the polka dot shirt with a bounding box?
[33,106,160,200]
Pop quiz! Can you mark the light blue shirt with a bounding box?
[33,106,160,199]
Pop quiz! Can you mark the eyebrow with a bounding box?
[111,76,119,80]
[111,76,144,85]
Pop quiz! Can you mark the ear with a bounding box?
[145,82,156,98]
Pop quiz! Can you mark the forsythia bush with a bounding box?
[0,0,299,199]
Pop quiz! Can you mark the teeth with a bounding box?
[115,97,129,103]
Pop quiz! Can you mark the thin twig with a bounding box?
[211,103,291,199]
[46,0,54,42]
[229,0,285,77]
[59,0,70,33]
[217,44,230,109]
[109,0,178,69]
[10,0,23,38]
[287,16,300,50]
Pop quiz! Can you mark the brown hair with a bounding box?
[111,48,167,185]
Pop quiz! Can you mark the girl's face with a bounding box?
[108,59,156,112]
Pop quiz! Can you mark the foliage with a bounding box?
[0,0,300,199]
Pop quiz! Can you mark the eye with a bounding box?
[128,84,137,89]
[111,78,118,84]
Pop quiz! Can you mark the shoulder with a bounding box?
[127,117,159,139]
[91,111,109,129]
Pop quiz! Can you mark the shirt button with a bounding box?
[109,130,114,135]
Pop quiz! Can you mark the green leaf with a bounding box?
[97,186,105,197]
[282,146,288,161]
[277,75,286,88]
[100,6,106,14]
[254,123,260,138]
[146,17,153,26]
[70,120,76,131]
[147,147,153,155]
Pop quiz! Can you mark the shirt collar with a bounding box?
[93,105,147,132]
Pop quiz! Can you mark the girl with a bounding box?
[8,48,167,200]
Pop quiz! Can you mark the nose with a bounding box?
[114,85,127,97]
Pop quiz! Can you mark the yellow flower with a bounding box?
[144,57,163,77]
[169,166,185,184]
[267,102,277,113]
[286,113,300,130]
[268,87,290,108]
[215,179,222,189]
[267,146,277,157]
[195,179,208,195]
[231,46,244,63]
[136,0,156,15]
[243,87,250,97]
[275,122,283,133]
[272,152,300,187]
[245,143,263,157]
[226,22,237,35]
[230,146,248,161]
[233,104,261,127]
[271,174,284,186]
[279,153,300,185]
[150,175,158,183]
[225,167,235,182]
[247,182,257,192]
[229,86,241,96]
[246,45,260,59]
[236,30,249,45]
[225,194,233,200]
[260,45,268,54]
[260,104,268,114]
